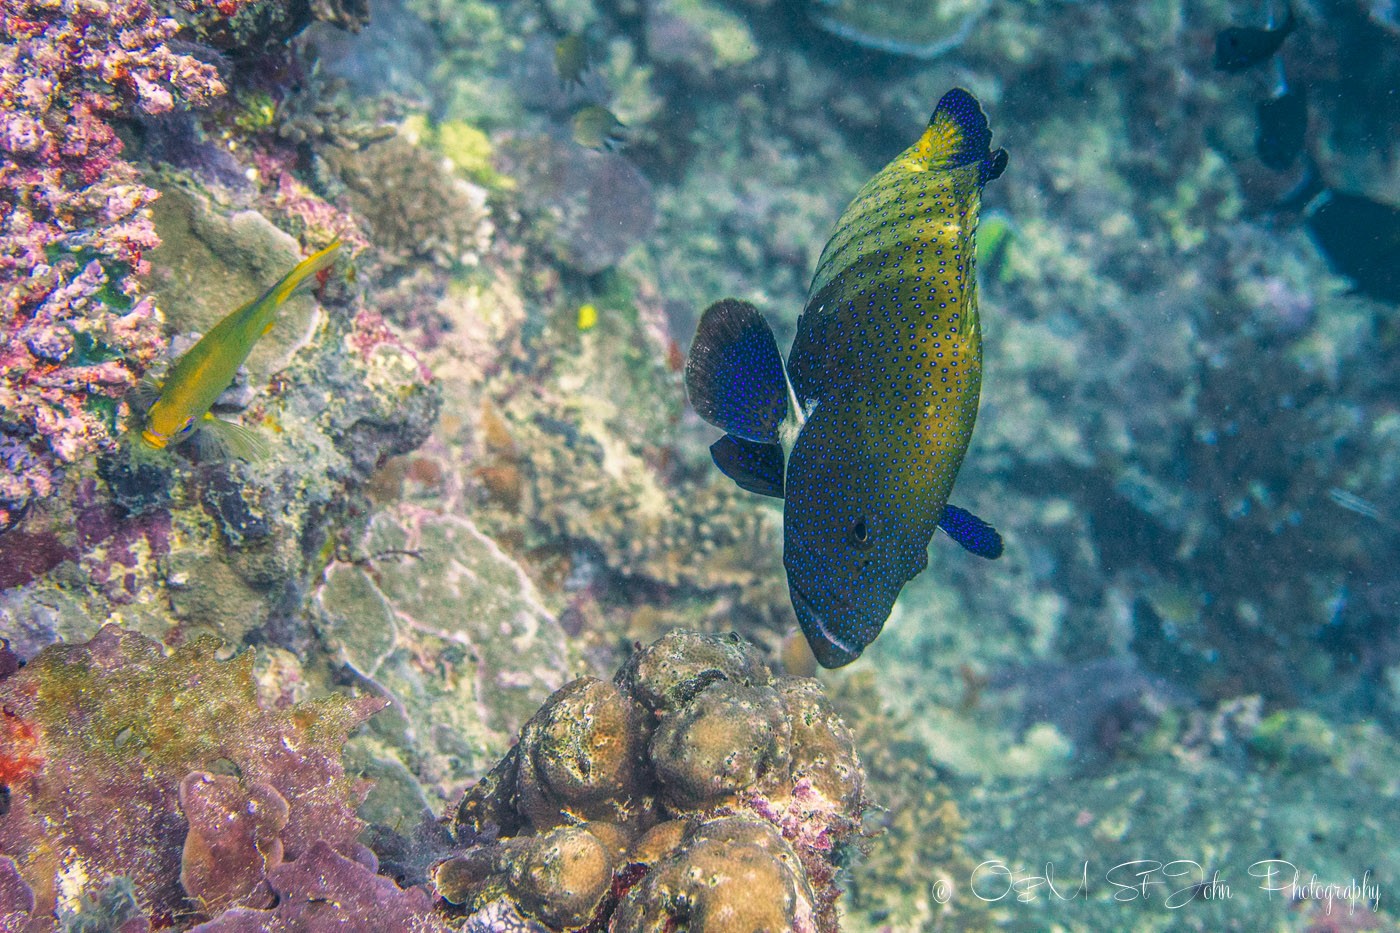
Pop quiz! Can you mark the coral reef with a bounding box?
[166,0,368,54]
[0,626,383,927]
[0,170,439,653]
[3,0,1400,930]
[827,672,988,932]
[316,505,579,804]
[323,134,493,272]
[0,0,226,527]
[494,135,655,276]
[187,842,448,933]
[435,631,866,932]
[957,695,1400,931]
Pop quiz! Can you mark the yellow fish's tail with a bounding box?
[263,240,342,313]
[914,88,1009,184]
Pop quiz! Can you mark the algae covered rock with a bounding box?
[436,630,866,932]
[494,135,656,275]
[0,181,439,657]
[0,626,384,927]
[316,506,578,805]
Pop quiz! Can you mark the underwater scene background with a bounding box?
[1,0,1398,930]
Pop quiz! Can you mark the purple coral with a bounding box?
[0,625,386,926]
[0,0,226,527]
[187,842,450,933]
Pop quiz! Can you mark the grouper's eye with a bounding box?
[847,514,877,551]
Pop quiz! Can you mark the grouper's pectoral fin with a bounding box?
[938,504,1003,559]
[685,299,788,444]
[710,434,784,498]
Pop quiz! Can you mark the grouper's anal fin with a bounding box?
[685,299,788,445]
[710,434,784,498]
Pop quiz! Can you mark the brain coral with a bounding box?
[435,630,867,933]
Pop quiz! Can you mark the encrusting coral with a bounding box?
[0,628,875,932]
[435,630,867,933]
[0,626,386,927]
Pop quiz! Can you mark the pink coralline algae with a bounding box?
[0,625,386,927]
[0,0,227,527]
[187,842,452,933]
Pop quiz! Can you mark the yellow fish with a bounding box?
[686,89,1006,666]
[554,33,592,87]
[571,105,627,151]
[140,241,341,456]
[577,302,599,331]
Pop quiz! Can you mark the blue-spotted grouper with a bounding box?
[686,88,1006,667]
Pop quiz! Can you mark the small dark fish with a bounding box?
[686,88,1008,668]
[554,34,592,87]
[1255,83,1306,170]
[1305,191,1400,304]
[571,105,627,151]
[1214,4,1296,72]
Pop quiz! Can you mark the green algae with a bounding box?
[317,507,579,806]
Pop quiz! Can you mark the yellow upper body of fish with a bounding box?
[140,241,341,454]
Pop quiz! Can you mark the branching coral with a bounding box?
[0,0,226,526]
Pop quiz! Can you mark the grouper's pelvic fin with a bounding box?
[710,434,785,498]
[916,87,1009,185]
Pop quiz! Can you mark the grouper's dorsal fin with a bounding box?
[685,299,788,445]
[915,88,1008,185]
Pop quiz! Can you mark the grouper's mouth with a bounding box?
[788,579,861,669]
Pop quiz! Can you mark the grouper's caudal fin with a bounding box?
[685,299,789,445]
[917,88,1008,185]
